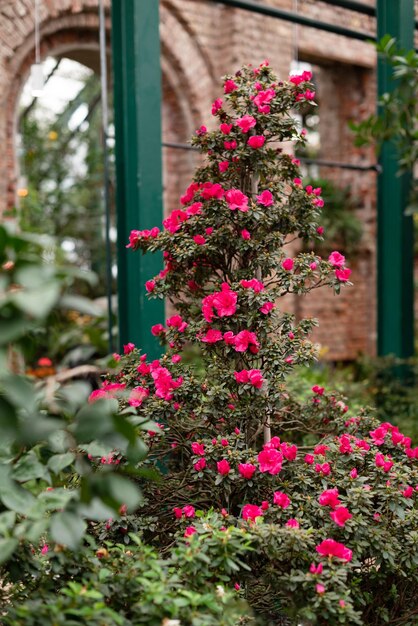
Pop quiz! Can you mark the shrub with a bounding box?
[4,62,418,625]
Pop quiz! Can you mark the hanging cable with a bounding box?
[99,0,114,353]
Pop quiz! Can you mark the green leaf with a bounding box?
[48,452,75,474]
[50,511,86,549]
[11,281,60,318]
[12,450,49,482]
[0,511,16,535]
[1,374,37,413]
[58,294,103,317]
[0,538,18,564]
[0,482,36,514]
[105,474,143,510]
[75,400,115,442]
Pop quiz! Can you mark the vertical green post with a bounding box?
[111,1,164,357]
[377,0,414,358]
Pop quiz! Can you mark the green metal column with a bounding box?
[377,0,414,358]
[111,1,164,357]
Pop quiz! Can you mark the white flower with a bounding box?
[161,620,181,626]
[216,584,225,597]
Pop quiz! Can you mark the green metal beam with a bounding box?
[111,1,164,358]
[377,0,414,358]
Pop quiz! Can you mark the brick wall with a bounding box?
[0,0,411,360]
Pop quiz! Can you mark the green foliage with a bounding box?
[304,178,363,256]
[17,72,116,299]
[0,226,147,568]
[3,528,250,626]
[350,36,418,212]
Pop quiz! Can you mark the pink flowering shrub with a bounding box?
[96,63,417,625]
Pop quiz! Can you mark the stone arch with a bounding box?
[0,3,110,213]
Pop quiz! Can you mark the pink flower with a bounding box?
[167,315,188,332]
[219,161,229,172]
[224,79,238,93]
[233,330,259,353]
[234,369,264,389]
[296,89,316,101]
[171,354,182,364]
[224,140,237,150]
[328,251,346,268]
[335,268,352,282]
[220,123,233,134]
[183,505,195,518]
[184,526,197,538]
[200,182,225,200]
[145,280,156,292]
[241,229,251,240]
[234,582,240,591]
[258,447,283,475]
[194,458,206,472]
[173,507,183,519]
[40,544,49,555]
[236,115,257,132]
[289,71,312,85]
[196,125,207,135]
[256,190,274,206]
[180,182,200,205]
[318,488,341,509]
[217,460,231,475]
[339,434,353,454]
[242,504,263,521]
[225,189,249,212]
[350,468,358,479]
[238,463,256,479]
[281,442,297,461]
[212,98,223,114]
[191,442,205,456]
[316,539,352,562]
[186,202,203,217]
[259,301,275,314]
[314,444,329,455]
[128,386,149,408]
[152,366,183,401]
[151,324,165,336]
[370,425,388,445]
[330,506,352,527]
[373,512,381,521]
[202,284,238,322]
[273,491,291,509]
[316,226,324,235]
[163,209,189,233]
[375,453,393,473]
[261,500,269,511]
[193,235,206,245]
[403,486,414,498]
[286,518,300,528]
[309,562,323,574]
[288,332,294,339]
[201,329,223,343]
[312,385,324,395]
[282,258,294,271]
[223,331,236,345]
[123,343,135,354]
[315,462,331,476]
[247,135,265,149]
[137,361,150,375]
[316,584,325,594]
[304,454,314,464]
[253,88,275,111]
[240,278,265,293]
[221,438,229,447]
